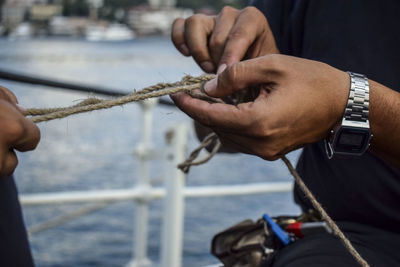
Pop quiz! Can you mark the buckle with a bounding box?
[324,138,334,159]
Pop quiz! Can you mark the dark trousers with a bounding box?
[0,175,34,266]
[263,222,400,267]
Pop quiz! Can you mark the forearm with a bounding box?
[369,80,400,167]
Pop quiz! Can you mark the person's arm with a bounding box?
[369,80,400,166]
[0,86,40,176]
[171,55,400,168]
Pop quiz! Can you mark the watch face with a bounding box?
[334,127,371,154]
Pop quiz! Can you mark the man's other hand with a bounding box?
[0,86,40,176]
[171,6,279,74]
[171,55,349,160]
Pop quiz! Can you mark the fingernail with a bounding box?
[204,77,218,95]
[217,64,227,74]
[200,61,215,73]
[180,44,190,56]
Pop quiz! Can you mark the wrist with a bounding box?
[325,71,372,158]
[330,69,351,129]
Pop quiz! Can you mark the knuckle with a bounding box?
[220,6,238,15]
[185,14,204,26]
[0,89,9,102]
[172,17,183,27]
[209,35,225,49]
[242,6,264,19]
[242,6,259,14]
[0,86,8,94]
[262,54,283,73]
[5,120,25,142]
[1,88,18,104]
[227,28,248,41]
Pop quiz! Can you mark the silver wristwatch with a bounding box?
[325,72,372,158]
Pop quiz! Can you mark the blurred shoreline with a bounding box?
[0,0,245,41]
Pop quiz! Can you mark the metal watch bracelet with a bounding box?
[344,72,370,123]
[324,72,371,158]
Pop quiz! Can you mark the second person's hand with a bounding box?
[0,86,40,176]
[171,6,279,73]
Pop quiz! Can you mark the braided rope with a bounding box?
[281,156,369,267]
[26,74,369,267]
[183,140,369,267]
[27,74,215,123]
[177,132,221,173]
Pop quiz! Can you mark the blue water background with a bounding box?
[0,37,301,267]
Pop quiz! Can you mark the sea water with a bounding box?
[0,37,300,267]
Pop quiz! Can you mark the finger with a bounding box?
[0,149,18,177]
[171,18,190,56]
[214,129,252,154]
[0,88,14,103]
[209,6,239,66]
[216,130,283,161]
[217,137,246,154]
[184,14,216,73]
[0,87,26,115]
[12,118,40,152]
[249,29,279,58]
[205,56,278,97]
[220,7,270,66]
[171,92,253,130]
[0,86,18,104]
[0,101,41,152]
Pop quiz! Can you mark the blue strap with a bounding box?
[263,214,291,245]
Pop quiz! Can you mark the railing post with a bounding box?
[127,98,158,267]
[161,124,188,267]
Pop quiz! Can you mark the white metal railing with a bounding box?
[19,99,292,267]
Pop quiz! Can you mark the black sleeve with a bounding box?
[249,0,297,53]
[0,175,34,266]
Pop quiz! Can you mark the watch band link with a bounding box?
[344,72,370,123]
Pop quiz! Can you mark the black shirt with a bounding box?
[251,0,400,246]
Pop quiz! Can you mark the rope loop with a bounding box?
[25,74,369,267]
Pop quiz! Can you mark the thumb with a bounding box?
[204,57,272,98]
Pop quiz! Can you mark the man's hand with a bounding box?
[171,6,279,73]
[171,55,349,160]
[0,86,40,176]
